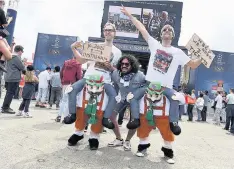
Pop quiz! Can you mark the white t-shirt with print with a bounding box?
[146,35,191,88]
[215,94,223,109]
[84,45,122,83]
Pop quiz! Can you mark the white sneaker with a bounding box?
[165,157,175,164]
[23,112,33,118]
[108,139,123,147]
[136,151,145,157]
[123,141,131,151]
[15,111,23,116]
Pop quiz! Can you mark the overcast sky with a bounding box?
[5,0,234,60]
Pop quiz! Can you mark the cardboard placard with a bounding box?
[80,42,111,63]
[186,33,215,68]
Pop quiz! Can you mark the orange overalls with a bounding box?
[137,96,174,142]
[75,87,105,134]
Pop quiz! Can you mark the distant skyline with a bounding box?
[4,0,234,60]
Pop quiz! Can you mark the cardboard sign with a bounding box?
[80,42,111,63]
[186,33,215,68]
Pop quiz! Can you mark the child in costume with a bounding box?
[67,75,108,150]
[136,82,185,164]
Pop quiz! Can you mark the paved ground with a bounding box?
[0,98,234,169]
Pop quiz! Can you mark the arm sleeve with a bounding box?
[60,64,65,80]
[76,64,82,80]
[177,49,191,66]
[147,35,161,53]
[15,57,25,71]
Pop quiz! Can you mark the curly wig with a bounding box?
[116,54,139,73]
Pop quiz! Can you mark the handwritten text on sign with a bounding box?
[81,42,111,62]
[186,33,215,68]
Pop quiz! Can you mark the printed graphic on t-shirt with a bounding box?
[153,49,173,74]
[94,52,114,72]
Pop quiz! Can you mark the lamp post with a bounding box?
[6,0,19,45]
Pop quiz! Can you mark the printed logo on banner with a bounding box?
[153,49,173,74]
[33,33,77,71]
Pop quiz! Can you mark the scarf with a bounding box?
[146,101,155,126]
[85,95,98,124]
[119,72,135,81]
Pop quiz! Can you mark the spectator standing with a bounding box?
[35,67,51,108]
[16,65,38,117]
[195,93,204,121]
[55,58,82,122]
[214,91,223,125]
[224,89,234,130]
[187,89,196,121]
[201,91,209,121]
[49,66,62,109]
[1,45,24,114]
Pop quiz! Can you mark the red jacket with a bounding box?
[60,59,82,85]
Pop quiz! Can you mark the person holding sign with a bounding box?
[64,23,122,130]
[120,6,202,135]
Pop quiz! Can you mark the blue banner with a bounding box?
[193,51,234,97]
[33,33,77,71]
[101,1,183,46]
[6,8,17,45]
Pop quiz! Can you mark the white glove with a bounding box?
[115,92,121,103]
[126,92,134,102]
[172,92,186,105]
[64,85,73,94]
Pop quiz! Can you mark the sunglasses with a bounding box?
[162,28,173,32]
[104,29,115,32]
[121,62,130,67]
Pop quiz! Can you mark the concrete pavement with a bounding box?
[0,98,234,169]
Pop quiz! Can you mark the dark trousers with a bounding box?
[19,99,31,112]
[179,105,185,120]
[2,82,19,110]
[117,102,128,125]
[225,116,234,130]
[49,87,62,107]
[201,106,207,121]
[14,85,19,99]
[187,104,194,121]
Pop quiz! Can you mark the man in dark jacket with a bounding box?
[1,45,24,114]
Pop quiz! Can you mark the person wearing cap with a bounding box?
[67,75,109,150]
[35,67,51,108]
[120,6,203,136]
[1,45,25,114]
[16,65,38,117]
[0,0,14,72]
[136,82,185,164]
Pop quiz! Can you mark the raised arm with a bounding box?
[120,6,150,42]
[70,41,87,64]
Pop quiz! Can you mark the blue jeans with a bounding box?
[68,79,117,118]
[130,87,179,122]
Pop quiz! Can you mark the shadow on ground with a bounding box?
[10,144,172,169]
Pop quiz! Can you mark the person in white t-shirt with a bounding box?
[63,23,122,130]
[214,91,223,125]
[35,67,51,107]
[121,6,202,135]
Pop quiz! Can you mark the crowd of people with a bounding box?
[0,4,233,165]
[182,88,234,133]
